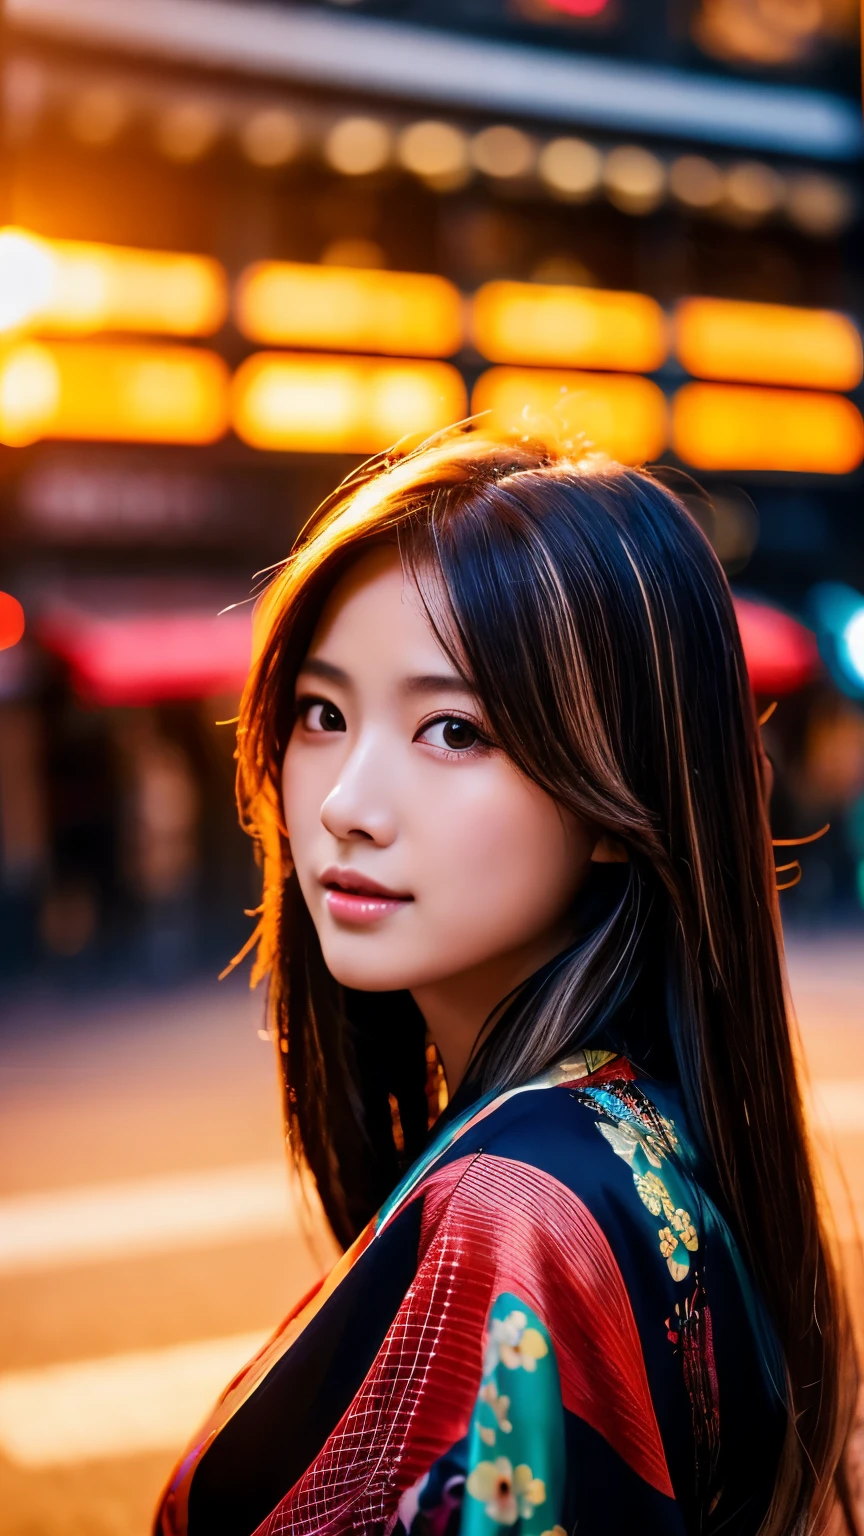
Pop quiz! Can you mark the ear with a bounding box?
[590,832,629,864]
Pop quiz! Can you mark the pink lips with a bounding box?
[320,866,414,926]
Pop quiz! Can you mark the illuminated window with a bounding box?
[672,383,864,475]
[675,298,862,392]
[232,353,467,454]
[472,367,668,464]
[234,263,464,358]
[0,341,229,447]
[471,282,668,372]
[0,229,228,338]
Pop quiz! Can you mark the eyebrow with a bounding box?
[297,657,475,696]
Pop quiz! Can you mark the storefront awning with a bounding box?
[37,603,252,706]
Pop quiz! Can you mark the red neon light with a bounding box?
[540,0,609,15]
[732,595,820,696]
[0,592,25,650]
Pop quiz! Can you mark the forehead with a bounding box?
[305,544,449,660]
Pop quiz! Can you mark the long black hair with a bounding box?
[234,429,856,1535]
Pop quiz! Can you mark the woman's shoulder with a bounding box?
[409,1054,713,1307]
[429,1054,702,1242]
[412,1052,785,1531]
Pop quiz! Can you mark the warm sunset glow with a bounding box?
[0,342,230,447]
[232,353,467,454]
[0,228,228,337]
[472,367,668,464]
[471,282,668,372]
[234,263,464,357]
[673,383,864,474]
[675,298,863,391]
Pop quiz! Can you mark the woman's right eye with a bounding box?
[296,697,346,733]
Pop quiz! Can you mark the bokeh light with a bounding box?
[673,383,864,474]
[538,138,603,201]
[0,341,229,446]
[154,101,219,162]
[668,155,724,210]
[397,121,470,188]
[472,281,668,371]
[238,109,300,168]
[324,116,391,175]
[470,125,535,180]
[0,592,25,650]
[0,229,228,338]
[675,298,863,390]
[603,146,665,214]
[232,353,467,453]
[472,367,668,464]
[235,262,463,356]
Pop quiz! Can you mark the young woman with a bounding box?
[156,431,856,1536]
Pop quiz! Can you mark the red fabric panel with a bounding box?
[255,1152,672,1535]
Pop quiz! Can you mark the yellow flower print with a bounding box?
[635,1171,675,1221]
[466,1457,546,1525]
[484,1309,549,1374]
[478,1423,496,1446]
[672,1209,698,1251]
[658,1225,678,1259]
[479,1381,513,1433]
[510,1327,547,1372]
[541,1528,568,1536]
[634,1171,664,1216]
[659,1226,691,1281]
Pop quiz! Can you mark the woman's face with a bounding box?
[281,542,598,997]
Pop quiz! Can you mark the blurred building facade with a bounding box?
[0,0,863,982]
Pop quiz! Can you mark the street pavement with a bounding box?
[0,935,861,1536]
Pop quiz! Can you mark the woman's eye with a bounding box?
[416,716,487,756]
[297,698,345,733]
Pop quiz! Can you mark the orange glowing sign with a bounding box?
[675,297,863,391]
[232,353,467,454]
[235,263,464,357]
[672,383,864,474]
[471,282,668,372]
[472,367,668,464]
[0,341,230,447]
[0,228,228,338]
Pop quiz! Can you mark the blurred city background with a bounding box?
[0,0,862,1531]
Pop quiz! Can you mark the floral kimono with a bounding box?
[156,1050,786,1536]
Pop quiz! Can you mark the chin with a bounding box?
[319,943,420,994]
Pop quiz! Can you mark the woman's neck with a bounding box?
[410,922,576,1095]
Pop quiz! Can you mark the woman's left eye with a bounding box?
[415,716,489,758]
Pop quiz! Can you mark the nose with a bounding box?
[319,731,398,845]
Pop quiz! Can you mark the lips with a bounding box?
[320,866,414,927]
[319,865,413,901]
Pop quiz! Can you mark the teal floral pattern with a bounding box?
[575,1081,701,1282]
[462,1294,566,1534]
[574,1074,721,1498]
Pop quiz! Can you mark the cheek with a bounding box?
[281,741,326,860]
[419,764,592,947]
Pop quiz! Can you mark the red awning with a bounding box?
[34,591,819,707]
[37,604,252,706]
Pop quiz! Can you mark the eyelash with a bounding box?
[417,711,494,762]
[293,696,493,762]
